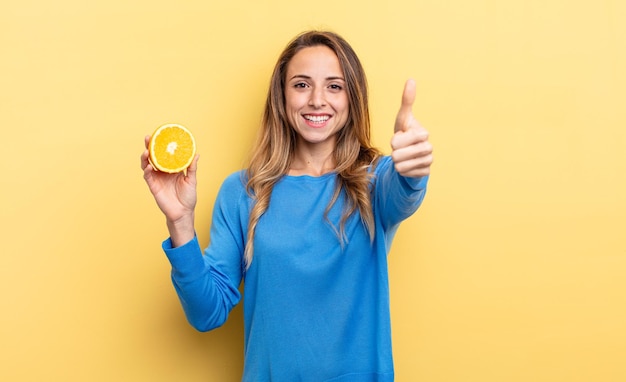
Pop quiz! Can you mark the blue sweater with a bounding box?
[162,156,428,381]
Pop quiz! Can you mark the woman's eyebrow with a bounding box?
[289,74,345,81]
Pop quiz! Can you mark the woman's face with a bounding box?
[284,45,349,150]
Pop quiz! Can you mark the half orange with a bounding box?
[148,123,196,173]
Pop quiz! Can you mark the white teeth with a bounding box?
[304,115,330,123]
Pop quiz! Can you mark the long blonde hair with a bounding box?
[244,30,382,268]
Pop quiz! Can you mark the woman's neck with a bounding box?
[289,142,336,177]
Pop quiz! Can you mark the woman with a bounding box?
[141,30,433,381]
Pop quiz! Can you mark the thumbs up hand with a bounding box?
[390,79,433,178]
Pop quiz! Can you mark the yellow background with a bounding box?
[2,0,625,380]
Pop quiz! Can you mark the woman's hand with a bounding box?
[391,79,433,178]
[141,135,198,246]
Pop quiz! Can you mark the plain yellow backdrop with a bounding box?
[2,0,625,381]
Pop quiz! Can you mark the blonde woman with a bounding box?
[141,30,433,381]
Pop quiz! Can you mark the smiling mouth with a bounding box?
[303,114,331,125]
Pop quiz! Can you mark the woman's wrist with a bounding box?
[166,213,195,248]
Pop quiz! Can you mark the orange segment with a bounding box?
[148,123,196,173]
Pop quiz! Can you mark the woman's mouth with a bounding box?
[303,114,331,127]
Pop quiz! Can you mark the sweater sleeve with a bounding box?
[374,156,429,233]
[162,172,247,332]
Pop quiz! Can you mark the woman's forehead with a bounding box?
[286,45,343,79]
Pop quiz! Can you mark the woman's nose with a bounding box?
[308,87,326,108]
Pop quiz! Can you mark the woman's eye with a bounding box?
[294,82,308,88]
[329,84,343,91]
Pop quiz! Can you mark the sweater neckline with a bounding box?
[282,171,337,182]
